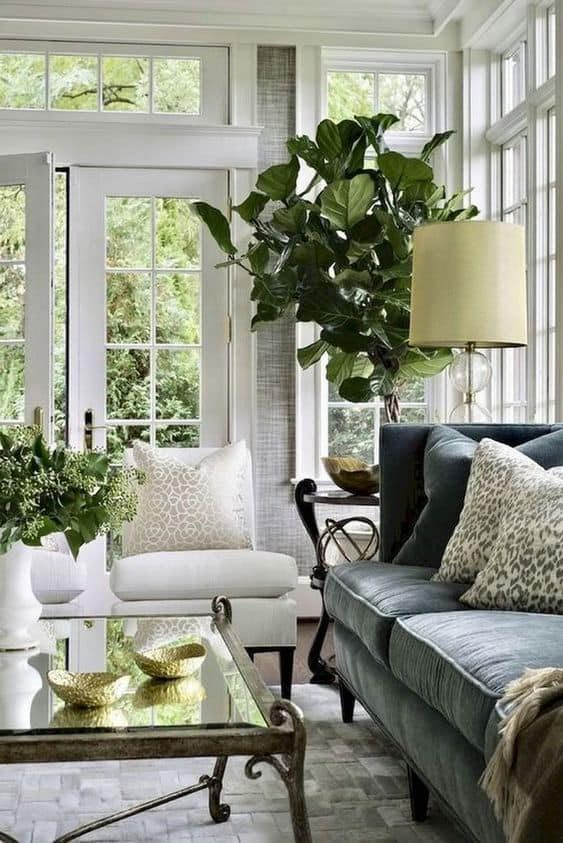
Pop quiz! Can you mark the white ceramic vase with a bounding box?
[0,541,42,651]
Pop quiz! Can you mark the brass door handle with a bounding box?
[84,409,107,452]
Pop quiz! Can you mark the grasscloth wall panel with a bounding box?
[254,47,379,575]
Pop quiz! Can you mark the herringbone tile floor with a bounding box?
[0,685,463,843]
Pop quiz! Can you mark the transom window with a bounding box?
[501,40,526,115]
[327,70,427,132]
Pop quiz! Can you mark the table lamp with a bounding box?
[409,220,527,422]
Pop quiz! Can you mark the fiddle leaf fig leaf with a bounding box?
[320,174,375,230]
[297,339,331,369]
[232,191,269,223]
[400,348,453,378]
[256,156,299,200]
[355,114,399,153]
[273,202,307,233]
[320,327,373,353]
[316,119,343,159]
[192,202,236,255]
[339,375,377,402]
[378,151,433,191]
[420,130,455,163]
[332,268,372,290]
[247,241,270,274]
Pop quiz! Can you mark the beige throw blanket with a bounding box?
[481,668,563,842]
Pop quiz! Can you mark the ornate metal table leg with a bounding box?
[307,602,335,684]
[245,700,312,843]
[200,755,230,823]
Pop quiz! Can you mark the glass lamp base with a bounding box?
[449,401,492,423]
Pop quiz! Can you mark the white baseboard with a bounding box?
[296,575,322,619]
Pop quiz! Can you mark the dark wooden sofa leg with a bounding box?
[279,647,295,700]
[407,765,429,822]
[339,680,356,723]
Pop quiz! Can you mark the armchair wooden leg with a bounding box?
[279,647,295,700]
[339,680,356,723]
[407,765,429,822]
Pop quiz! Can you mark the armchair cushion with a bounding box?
[110,548,298,601]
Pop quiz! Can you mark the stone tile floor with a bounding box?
[0,685,464,842]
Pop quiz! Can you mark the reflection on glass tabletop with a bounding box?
[0,615,266,735]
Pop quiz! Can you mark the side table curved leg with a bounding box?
[307,603,335,685]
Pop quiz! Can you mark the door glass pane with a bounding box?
[0,54,45,109]
[328,406,375,463]
[155,198,200,269]
[0,185,26,260]
[107,273,151,343]
[156,273,200,344]
[0,346,25,421]
[105,193,203,450]
[0,181,26,423]
[106,349,150,419]
[49,55,99,110]
[106,197,152,268]
[152,58,201,114]
[102,56,149,112]
[156,349,200,419]
[0,266,25,339]
[54,171,68,444]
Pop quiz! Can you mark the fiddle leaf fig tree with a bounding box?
[193,114,479,422]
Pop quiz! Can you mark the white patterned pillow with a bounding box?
[124,441,252,556]
[433,439,543,584]
[460,465,563,613]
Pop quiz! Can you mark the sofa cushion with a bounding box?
[389,611,563,755]
[394,426,563,569]
[110,549,297,601]
[324,562,468,667]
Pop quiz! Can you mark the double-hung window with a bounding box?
[297,49,446,479]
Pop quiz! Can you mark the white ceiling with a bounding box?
[0,0,470,37]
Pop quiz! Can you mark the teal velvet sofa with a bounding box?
[325,424,563,843]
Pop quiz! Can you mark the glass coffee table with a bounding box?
[0,596,311,843]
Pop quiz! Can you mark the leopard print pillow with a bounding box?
[460,465,563,613]
[433,439,543,584]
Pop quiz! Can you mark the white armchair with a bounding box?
[109,447,298,697]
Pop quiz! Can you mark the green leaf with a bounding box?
[64,529,83,560]
[338,376,377,402]
[378,151,433,191]
[420,130,455,163]
[400,348,453,378]
[320,327,373,353]
[247,241,270,274]
[320,174,375,230]
[286,136,329,180]
[292,241,334,272]
[332,269,372,290]
[316,119,343,159]
[232,191,269,223]
[296,285,360,328]
[256,156,299,201]
[346,135,368,173]
[192,202,236,255]
[338,119,363,151]
[273,203,307,234]
[251,302,283,328]
[355,114,399,153]
[297,339,330,369]
[326,352,361,387]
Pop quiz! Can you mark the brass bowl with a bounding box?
[47,670,130,708]
[133,643,206,679]
[322,456,380,495]
[50,705,128,729]
[133,676,206,708]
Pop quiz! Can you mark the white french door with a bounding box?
[0,152,53,439]
[69,167,230,455]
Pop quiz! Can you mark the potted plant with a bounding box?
[193,113,478,422]
[0,427,140,650]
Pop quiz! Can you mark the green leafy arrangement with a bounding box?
[193,113,479,421]
[0,427,142,557]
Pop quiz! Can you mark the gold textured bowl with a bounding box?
[322,456,380,495]
[133,676,206,708]
[47,670,130,708]
[133,643,206,679]
[50,705,129,729]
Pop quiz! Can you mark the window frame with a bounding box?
[485,7,556,425]
[0,41,228,125]
[295,48,449,481]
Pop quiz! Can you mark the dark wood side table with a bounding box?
[294,479,380,684]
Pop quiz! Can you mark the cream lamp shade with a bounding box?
[409,220,527,348]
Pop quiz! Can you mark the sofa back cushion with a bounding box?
[379,423,563,566]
